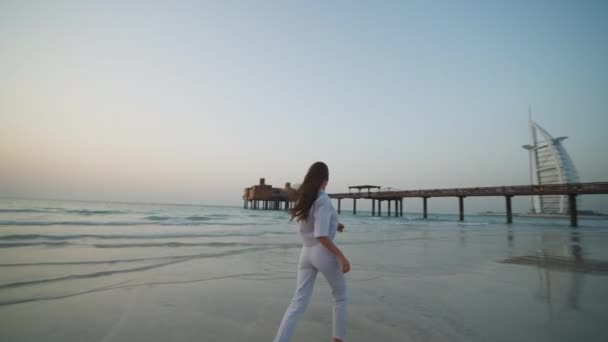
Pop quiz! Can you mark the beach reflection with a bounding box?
[533,231,579,316]
[568,229,584,310]
[501,227,608,316]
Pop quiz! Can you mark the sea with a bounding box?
[1,198,607,342]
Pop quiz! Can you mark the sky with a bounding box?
[1,0,607,213]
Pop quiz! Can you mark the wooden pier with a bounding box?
[328,182,608,227]
[243,178,296,211]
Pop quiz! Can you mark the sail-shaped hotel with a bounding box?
[523,119,580,214]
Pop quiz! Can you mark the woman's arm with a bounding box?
[312,196,350,273]
[318,237,350,273]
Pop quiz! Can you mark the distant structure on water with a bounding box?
[522,115,580,214]
[242,178,296,210]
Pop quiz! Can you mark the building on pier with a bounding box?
[243,178,296,210]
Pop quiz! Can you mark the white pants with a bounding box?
[274,244,347,341]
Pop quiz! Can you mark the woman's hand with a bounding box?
[338,255,351,273]
[337,223,345,232]
[317,236,350,273]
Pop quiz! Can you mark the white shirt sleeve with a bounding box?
[313,196,332,238]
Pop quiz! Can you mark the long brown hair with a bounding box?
[290,161,329,222]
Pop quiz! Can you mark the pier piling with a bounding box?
[569,194,578,227]
[505,195,513,224]
[423,197,428,219]
[458,196,465,221]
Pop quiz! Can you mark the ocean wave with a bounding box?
[64,209,126,215]
[0,208,127,215]
[0,231,295,241]
[143,215,172,221]
[0,208,53,213]
[90,241,300,249]
[0,271,293,307]
[93,241,247,248]
[0,242,232,249]
[0,241,248,249]
[185,215,211,221]
[144,214,237,222]
[204,214,231,220]
[0,247,271,292]
[0,245,297,268]
[157,221,276,227]
[0,220,278,227]
[0,242,72,248]
[0,220,147,226]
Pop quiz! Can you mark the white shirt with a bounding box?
[298,191,339,246]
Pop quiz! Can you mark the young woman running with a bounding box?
[274,161,350,342]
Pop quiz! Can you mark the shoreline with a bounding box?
[479,212,608,220]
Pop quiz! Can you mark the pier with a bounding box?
[243,178,296,211]
[329,182,608,227]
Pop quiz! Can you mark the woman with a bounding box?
[274,161,350,342]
